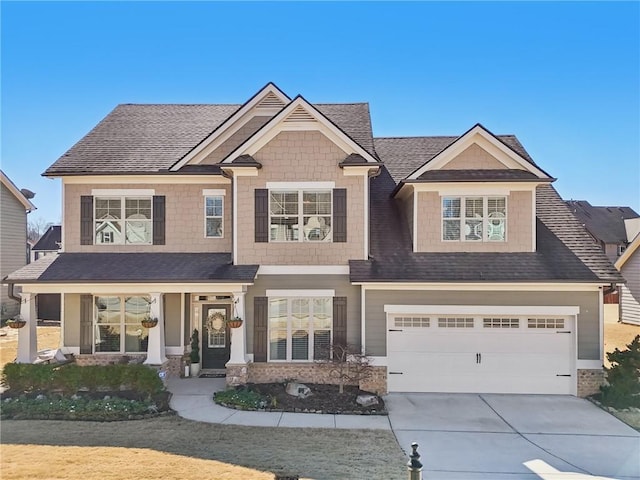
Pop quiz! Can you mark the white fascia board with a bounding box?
[408,126,550,180]
[342,166,377,176]
[258,265,349,275]
[221,97,378,164]
[352,282,604,292]
[221,167,259,177]
[92,188,155,196]
[615,233,640,269]
[63,175,230,185]
[383,304,580,316]
[0,170,36,211]
[19,282,254,295]
[266,181,335,190]
[266,289,335,297]
[170,84,290,171]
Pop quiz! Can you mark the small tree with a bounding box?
[190,329,200,364]
[600,335,640,408]
[317,342,373,394]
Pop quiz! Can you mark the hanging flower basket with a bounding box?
[227,317,243,329]
[141,317,158,328]
[6,318,26,329]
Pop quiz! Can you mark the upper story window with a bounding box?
[204,195,224,238]
[442,196,506,242]
[95,197,152,245]
[269,190,332,242]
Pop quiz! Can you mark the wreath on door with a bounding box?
[206,311,225,331]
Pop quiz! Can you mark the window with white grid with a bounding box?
[394,317,430,328]
[438,317,474,328]
[483,318,520,328]
[528,318,565,329]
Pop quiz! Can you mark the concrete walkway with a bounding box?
[167,377,391,430]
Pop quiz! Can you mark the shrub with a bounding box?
[1,363,164,398]
[600,335,640,409]
[215,387,265,409]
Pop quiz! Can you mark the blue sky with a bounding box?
[2,1,639,225]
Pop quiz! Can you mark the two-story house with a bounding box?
[1,170,36,320]
[5,83,623,397]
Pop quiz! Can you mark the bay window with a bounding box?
[268,297,332,361]
[442,196,506,242]
[94,296,151,353]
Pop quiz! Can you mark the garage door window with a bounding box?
[528,318,565,329]
[483,318,519,328]
[438,317,474,328]
[395,317,430,327]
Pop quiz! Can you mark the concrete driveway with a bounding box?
[386,393,640,479]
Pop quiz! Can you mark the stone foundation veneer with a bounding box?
[226,363,387,395]
[577,369,605,397]
[73,354,183,379]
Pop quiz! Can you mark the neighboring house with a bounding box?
[0,170,36,320]
[32,225,62,321]
[32,225,61,260]
[566,200,639,262]
[615,229,640,325]
[5,83,623,397]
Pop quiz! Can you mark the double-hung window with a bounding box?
[268,297,332,361]
[94,296,151,353]
[95,197,152,244]
[442,196,506,242]
[269,190,332,242]
[204,195,224,238]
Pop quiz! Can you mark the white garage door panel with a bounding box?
[387,316,574,394]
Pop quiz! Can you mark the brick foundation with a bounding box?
[577,369,605,397]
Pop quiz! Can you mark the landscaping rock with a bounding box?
[356,394,379,407]
[286,382,313,399]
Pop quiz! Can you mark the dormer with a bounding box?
[392,124,554,253]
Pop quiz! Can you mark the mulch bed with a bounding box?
[225,383,386,415]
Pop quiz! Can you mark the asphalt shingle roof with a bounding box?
[6,253,258,283]
[565,200,639,244]
[44,102,376,176]
[32,225,61,251]
[415,169,545,182]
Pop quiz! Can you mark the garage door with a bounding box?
[387,314,574,394]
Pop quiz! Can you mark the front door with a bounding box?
[201,304,231,369]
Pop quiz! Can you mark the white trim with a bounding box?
[531,189,537,252]
[342,166,377,176]
[599,287,604,364]
[222,167,259,177]
[170,83,290,171]
[18,283,254,295]
[233,172,238,264]
[258,265,349,275]
[383,304,580,316]
[91,189,155,196]
[202,189,226,196]
[414,183,537,195]
[352,282,604,292]
[0,170,36,211]
[59,292,65,350]
[61,182,66,252]
[361,287,366,355]
[266,289,335,297]
[62,175,230,184]
[408,125,551,180]
[363,174,368,259]
[165,346,184,355]
[221,97,379,164]
[266,181,335,190]
[576,360,603,369]
[369,356,388,367]
[413,191,418,252]
[615,233,640,269]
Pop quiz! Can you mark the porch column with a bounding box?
[17,292,37,363]
[144,292,167,365]
[228,292,247,365]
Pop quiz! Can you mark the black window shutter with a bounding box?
[332,296,347,348]
[333,189,347,242]
[80,196,93,245]
[254,296,268,362]
[153,196,166,245]
[80,294,93,354]
[255,189,269,243]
